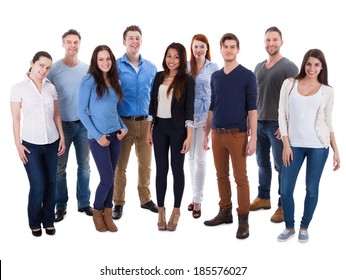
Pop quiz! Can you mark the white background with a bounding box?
[1,0,345,279]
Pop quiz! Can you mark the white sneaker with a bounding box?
[277,228,295,242]
[298,229,309,243]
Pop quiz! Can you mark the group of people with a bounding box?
[10,25,340,242]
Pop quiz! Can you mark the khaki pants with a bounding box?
[211,130,250,215]
[113,118,152,205]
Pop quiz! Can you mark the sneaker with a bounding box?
[250,197,271,211]
[270,206,284,223]
[277,228,295,242]
[298,229,309,243]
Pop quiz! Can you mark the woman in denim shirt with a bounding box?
[187,34,219,218]
[79,45,127,232]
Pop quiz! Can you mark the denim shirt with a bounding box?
[116,54,157,117]
[78,75,127,141]
[188,60,219,127]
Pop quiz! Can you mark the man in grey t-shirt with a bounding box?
[250,27,298,223]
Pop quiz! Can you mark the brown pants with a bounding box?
[211,130,250,215]
[113,118,152,206]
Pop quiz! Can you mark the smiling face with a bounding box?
[97,50,112,73]
[264,31,283,56]
[123,30,142,56]
[30,56,52,80]
[62,34,81,56]
[305,56,323,79]
[165,48,180,72]
[192,39,207,61]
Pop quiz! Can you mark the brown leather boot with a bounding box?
[103,208,118,232]
[204,208,233,226]
[270,206,284,223]
[236,214,249,239]
[93,209,107,232]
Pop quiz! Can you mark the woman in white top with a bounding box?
[277,49,340,243]
[146,42,194,231]
[10,51,65,237]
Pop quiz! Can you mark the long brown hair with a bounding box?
[87,45,123,100]
[189,34,211,78]
[162,42,188,101]
[295,49,329,86]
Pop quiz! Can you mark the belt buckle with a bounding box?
[217,128,226,134]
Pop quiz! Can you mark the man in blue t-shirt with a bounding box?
[47,29,92,222]
[203,33,257,239]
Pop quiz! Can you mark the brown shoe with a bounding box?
[250,197,271,211]
[270,206,284,223]
[167,209,180,231]
[204,208,233,226]
[103,208,118,232]
[236,214,249,239]
[93,209,107,232]
[157,207,167,231]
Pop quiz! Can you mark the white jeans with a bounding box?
[188,126,208,203]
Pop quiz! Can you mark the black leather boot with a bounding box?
[236,214,249,239]
[204,207,233,226]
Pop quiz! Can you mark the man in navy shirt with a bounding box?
[203,33,257,239]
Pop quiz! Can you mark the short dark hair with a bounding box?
[265,26,282,39]
[62,29,81,41]
[123,25,142,40]
[29,51,52,72]
[220,33,240,49]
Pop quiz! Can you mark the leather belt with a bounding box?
[215,128,240,134]
[63,120,80,124]
[121,115,147,121]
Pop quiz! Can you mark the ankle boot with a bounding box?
[103,207,118,232]
[93,209,107,232]
[236,214,249,239]
[204,207,233,226]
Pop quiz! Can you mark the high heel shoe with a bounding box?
[187,203,193,211]
[167,210,180,231]
[192,203,201,219]
[157,208,166,231]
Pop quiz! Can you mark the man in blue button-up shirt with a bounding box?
[112,25,158,220]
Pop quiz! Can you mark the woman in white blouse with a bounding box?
[277,49,340,243]
[10,51,65,237]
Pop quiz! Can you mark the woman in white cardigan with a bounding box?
[277,49,340,243]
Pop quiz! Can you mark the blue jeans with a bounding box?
[89,131,121,210]
[23,140,59,230]
[281,147,329,229]
[56,121,91,210]
[256,121,283,205]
